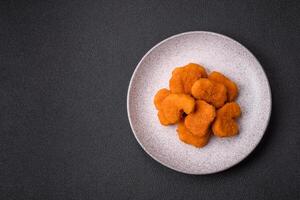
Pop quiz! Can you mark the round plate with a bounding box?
[127,31,271,174]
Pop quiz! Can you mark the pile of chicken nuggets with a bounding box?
[154,63,241,148]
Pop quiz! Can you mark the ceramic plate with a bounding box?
[127,31,271,174]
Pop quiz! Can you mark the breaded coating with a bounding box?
[169,63,207,94]
[191,78,227,108]
[161,94,195,124]
[154,88,170,110]
[177,121,210,148]
[184,100,216,137]
[208,71,238,101]
[212,102,241,137]
[157,110,171,126]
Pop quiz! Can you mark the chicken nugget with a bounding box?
[169,63,207,94]
[154,88,170,110]
[184,100,216,137]
[177,121,210,148]
[191,78,227,108]
[161,94,195,124]
[212,102,241,137]
[208,71,238,101]
[157,110,171,126]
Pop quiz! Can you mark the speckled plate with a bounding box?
[127,31,271,174]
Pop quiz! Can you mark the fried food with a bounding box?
[154,88,172,125]
[169,63,207,94]
[212,102,241,137]
[157,110,171,126]
[208,71,238,101]
[154,88,170,110]
[160,94,195,124]
[177,121,210,148]
[153,63,242,148]
[184,100,216,137]
[191,78,227,108]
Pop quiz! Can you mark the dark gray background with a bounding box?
[1,0,299,199]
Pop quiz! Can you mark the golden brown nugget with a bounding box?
[154,88,170,110]
[177,122,210,148]
[184,100,216,137]
[161,94,195,124]
[212,102,241,137]
[191,78,227,108]
[208,71,238,101]
[157,110,171,126]
[169,63,207,94]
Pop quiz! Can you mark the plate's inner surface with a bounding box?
[128,32,271,174]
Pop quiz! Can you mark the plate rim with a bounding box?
[127,31,272,175]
